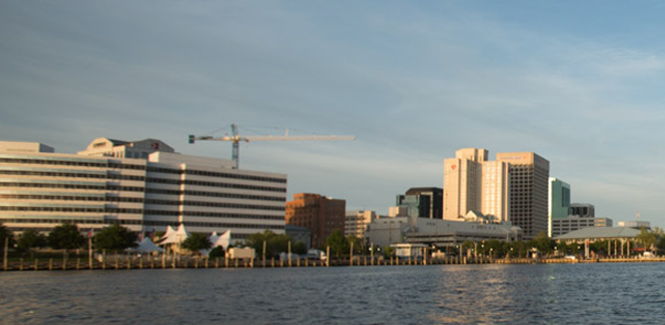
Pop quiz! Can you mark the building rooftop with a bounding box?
[554,227,639,241]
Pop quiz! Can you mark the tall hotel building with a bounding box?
[443,148,549,240]
[0,138,287,240]
[443,148,510,223]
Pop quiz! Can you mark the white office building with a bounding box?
[0,139,287,240]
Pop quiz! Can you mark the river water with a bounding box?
[0,263,663,324]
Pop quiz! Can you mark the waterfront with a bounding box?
[1,263,664,324]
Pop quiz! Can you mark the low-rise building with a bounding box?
[365,211,521,250]
[551,216,613,237]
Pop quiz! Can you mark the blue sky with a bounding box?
[2,1,665,226]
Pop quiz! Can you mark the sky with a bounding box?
[2,1,665,226]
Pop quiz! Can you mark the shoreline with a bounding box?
[2,255,664,272]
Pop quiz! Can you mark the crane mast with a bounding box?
[189,123,355,169]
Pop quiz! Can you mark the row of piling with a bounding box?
[3,255,664,271]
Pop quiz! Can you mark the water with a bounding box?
[1,263,664,324]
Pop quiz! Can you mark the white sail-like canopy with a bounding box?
[136,237,164,253]
[159,224,190,245]
[215,230,231,250]
[200,230,232,256]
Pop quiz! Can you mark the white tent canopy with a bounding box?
[159,224,191,245]
[136,237,164,253]
[200,230,232,256]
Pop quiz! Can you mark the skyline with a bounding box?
[2,2,665,227]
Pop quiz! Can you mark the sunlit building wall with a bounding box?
[496,152,550,240]
[443,148,509,222]
[285,193,346,249]
[0,139,286,240]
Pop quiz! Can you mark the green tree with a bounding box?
[0,223,15,259]
[326,229,349,258]
[209,246,225,258]
[292,241,307,255]
[182,233,212,254]
[94,223,138,253]
[346,235,362,255]
[48,223,85,250]
[530,231,555,255]
[247,230,291,258]
[17,229,47,255]
[637,227,657,251]
[383,246,395,259]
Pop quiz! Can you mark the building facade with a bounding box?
[570,203,595,218]
[0,139,287,240]
[397,187,443,219]
[443,149,510,223]
[345,210,377,238]
[548,178,571,237]
[551,216,613,237]
[285,193,346,249]
[496,152,550,240]
[443,148,486,220]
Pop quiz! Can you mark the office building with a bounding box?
[345,210,377,238]
[396,187,443,219]
[0,139,287,240]
[548,178,571,237]
[552,216,612,237]
[285,193,346,249]
[496,152,550,240]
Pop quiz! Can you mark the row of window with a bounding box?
[146,178,286,193]
[0,194,285,211]
[147,167,286,184]
[0,182,287,203]
[0,206,285,220]
[143,199,284,211]
[0,158,108,168]
[0,157,147,170]
[0,218,284,230]
[0,172,286,193]
[147,188,284,202]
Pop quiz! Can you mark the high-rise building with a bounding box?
[285,193,346,249]
[345,210,377,238]
[443,148,487,220]
[397,187,443,219]
[548,178,571,237]
[443,148,509,222]
[0,139,287,240]
[496,152,550,240]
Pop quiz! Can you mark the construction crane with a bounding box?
[189,123,355,169]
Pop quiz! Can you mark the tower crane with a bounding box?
[189,123,355,169]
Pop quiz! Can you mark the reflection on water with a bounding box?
[1,263,665,324]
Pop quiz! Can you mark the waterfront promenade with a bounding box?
[3,254,665,271]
